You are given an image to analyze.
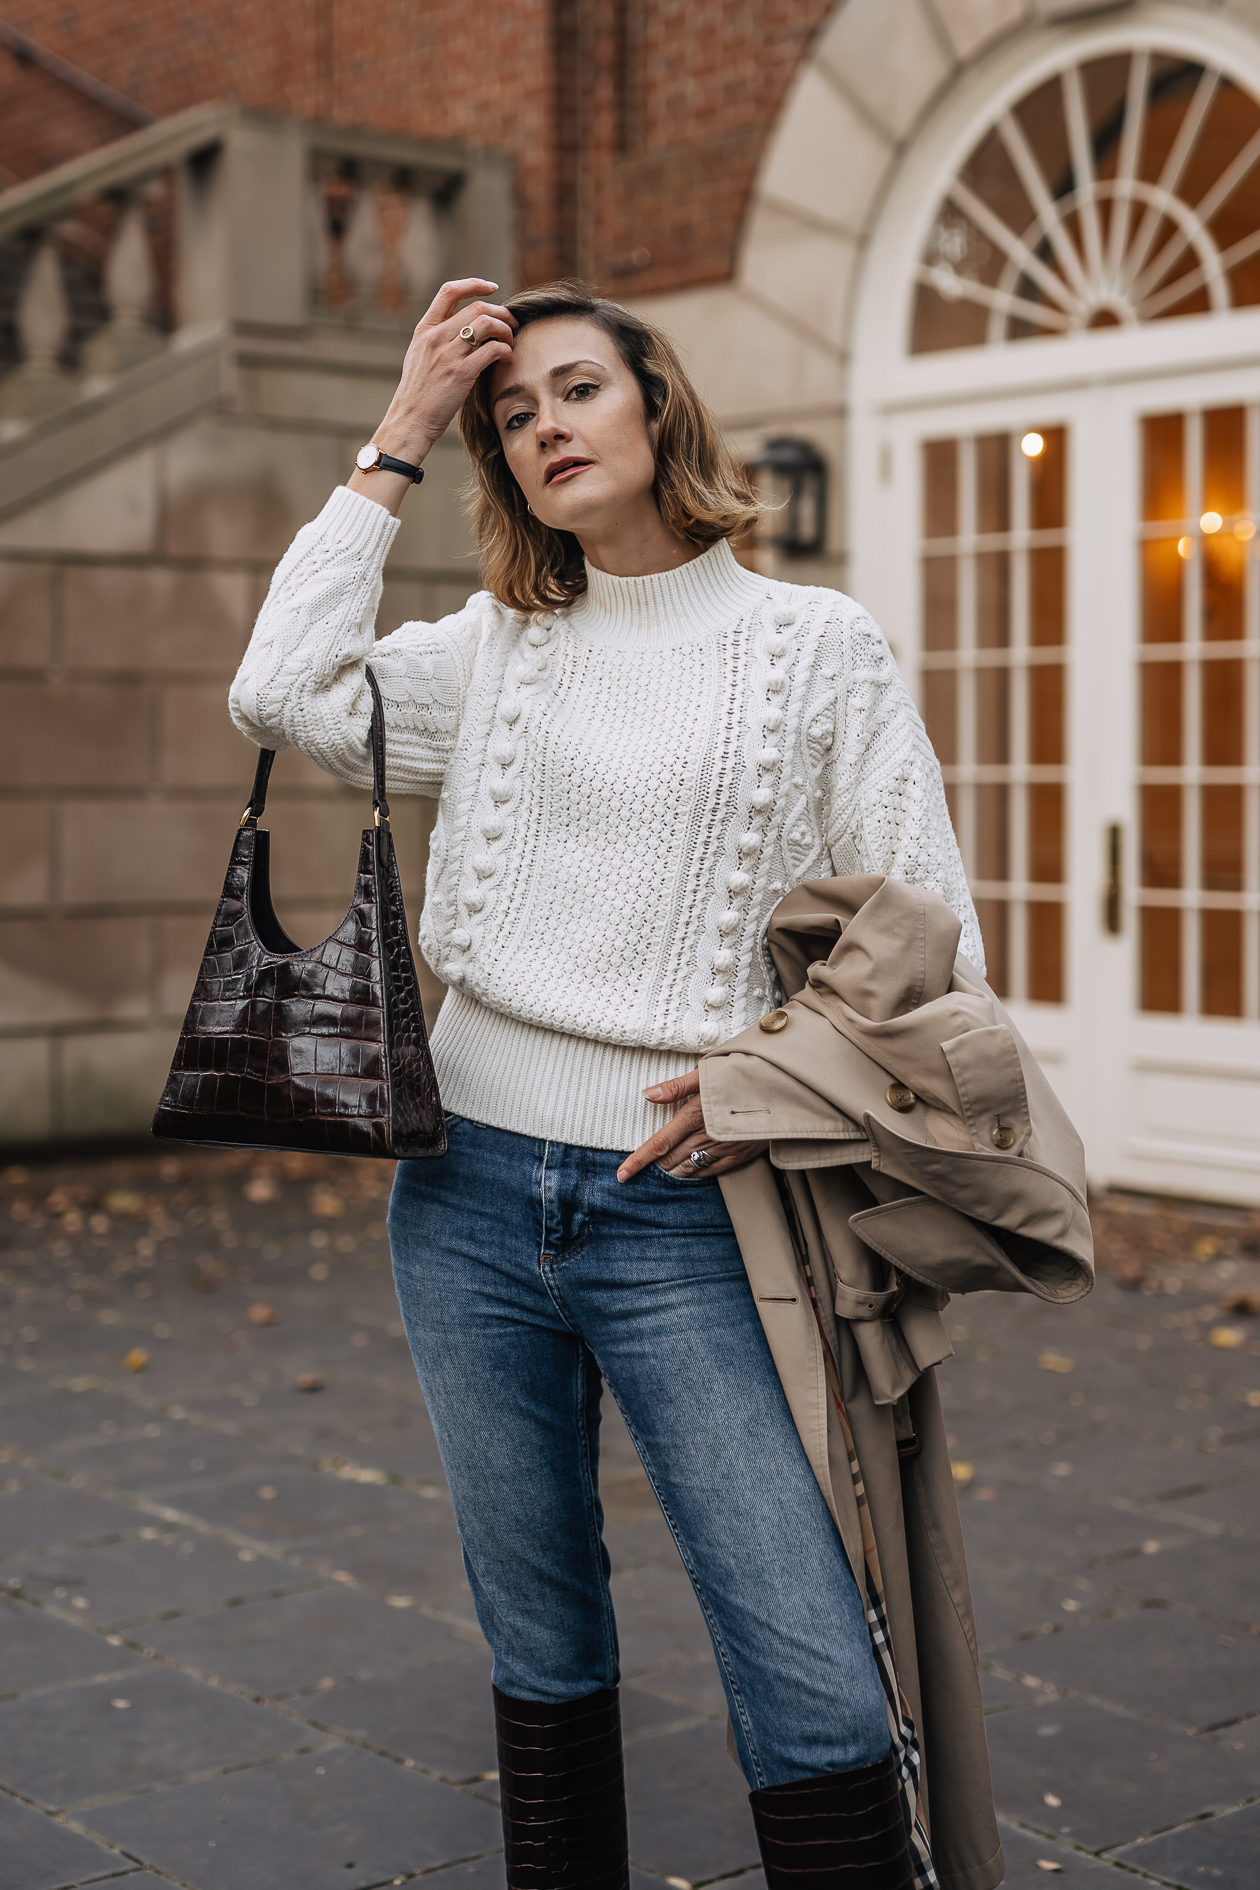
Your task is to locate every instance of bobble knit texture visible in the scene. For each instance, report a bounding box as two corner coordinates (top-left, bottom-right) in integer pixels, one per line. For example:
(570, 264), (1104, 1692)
(229, 486), (983, 1150)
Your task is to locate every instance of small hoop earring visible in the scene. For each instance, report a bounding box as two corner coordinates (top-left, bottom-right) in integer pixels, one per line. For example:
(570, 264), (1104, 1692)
(526, 504), (534, 516)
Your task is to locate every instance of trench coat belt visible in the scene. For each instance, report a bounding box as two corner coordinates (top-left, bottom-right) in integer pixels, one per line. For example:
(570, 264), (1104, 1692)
(833, 1276), (906, 1322)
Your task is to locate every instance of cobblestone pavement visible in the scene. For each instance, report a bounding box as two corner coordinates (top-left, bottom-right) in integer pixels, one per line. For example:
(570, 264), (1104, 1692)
(1, 1149), (1258, 1890)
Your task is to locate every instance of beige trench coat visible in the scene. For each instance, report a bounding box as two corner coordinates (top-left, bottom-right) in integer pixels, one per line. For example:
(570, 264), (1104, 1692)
(701, 876), (1095, 1890)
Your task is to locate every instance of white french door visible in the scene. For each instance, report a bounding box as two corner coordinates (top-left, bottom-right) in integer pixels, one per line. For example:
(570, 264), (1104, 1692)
(855, 367), (1260, 1206)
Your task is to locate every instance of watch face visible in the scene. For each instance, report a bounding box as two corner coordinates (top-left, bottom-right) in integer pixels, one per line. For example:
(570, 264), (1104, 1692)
(356, 444), (379, 471)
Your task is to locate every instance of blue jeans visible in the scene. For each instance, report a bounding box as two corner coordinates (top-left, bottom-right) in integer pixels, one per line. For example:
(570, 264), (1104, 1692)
(388, 1115), (889, 1790)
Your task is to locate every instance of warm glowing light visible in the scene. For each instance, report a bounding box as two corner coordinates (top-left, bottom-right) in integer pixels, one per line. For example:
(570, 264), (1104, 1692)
(1235, 516), (1256, 541)
(1200, 510), (1223, 533)
(1020, 431), (1045, 458)
(1177, 536), (1195, 559)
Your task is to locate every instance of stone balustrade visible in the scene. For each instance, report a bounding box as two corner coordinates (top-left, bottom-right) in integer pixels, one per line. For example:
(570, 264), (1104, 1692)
(0, 104), (508, 439)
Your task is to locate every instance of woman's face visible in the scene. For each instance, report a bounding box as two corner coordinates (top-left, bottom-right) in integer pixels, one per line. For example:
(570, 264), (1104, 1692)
(487, 316), (659, 535)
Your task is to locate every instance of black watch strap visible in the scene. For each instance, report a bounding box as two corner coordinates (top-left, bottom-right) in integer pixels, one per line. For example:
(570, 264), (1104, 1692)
(375, 451), (424, 484)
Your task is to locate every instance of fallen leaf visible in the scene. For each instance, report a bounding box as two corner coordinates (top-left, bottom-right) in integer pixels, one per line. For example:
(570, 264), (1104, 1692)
(102, 1191), (146, 1217)
(247, 1303), (278, 1327)
(123, 1348), (148, 1373)
(1222, 1290), (1260, 1316)
(951, 1461), (975, 1485)
(310, 1186), (345, 1219)
(1043, 1792), (1062, 1807)
(1049, 1462), (1073, 1477)
(1209, 1326), (1245, 1350)
(243, 1175), (280, 1204)
(1193, 1235), (1223, 1259)
(1038, 1351), (1074, 1373)
(1035, 1864), (1063, 1875)
(1246, 1390), (1260, 1408)
(110, 1698), (132, 1710)
(295, 1373), (324, 1393)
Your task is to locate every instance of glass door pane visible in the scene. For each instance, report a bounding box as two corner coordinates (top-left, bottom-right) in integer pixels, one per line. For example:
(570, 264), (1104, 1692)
(920, 426), (1069, 1000)
(1137, 406), (1259, 1018)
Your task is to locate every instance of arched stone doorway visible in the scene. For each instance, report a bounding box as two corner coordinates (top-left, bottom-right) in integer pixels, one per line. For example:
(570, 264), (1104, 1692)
(634, 0), (1260, 1202)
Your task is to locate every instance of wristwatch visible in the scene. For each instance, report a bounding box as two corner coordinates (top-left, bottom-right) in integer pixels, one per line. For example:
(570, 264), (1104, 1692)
(355, 443), (424, 484)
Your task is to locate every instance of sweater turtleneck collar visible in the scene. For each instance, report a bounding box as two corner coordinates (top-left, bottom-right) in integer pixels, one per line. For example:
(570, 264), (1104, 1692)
(567, 537), (767, 646)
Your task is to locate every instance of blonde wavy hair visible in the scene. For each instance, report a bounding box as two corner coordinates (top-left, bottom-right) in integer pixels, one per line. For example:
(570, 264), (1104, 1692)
(459, 281), (760, 614)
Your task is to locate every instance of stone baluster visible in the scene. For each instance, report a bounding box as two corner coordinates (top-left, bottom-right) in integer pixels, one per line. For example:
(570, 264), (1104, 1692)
(400, 194), (445, 313)
(343, 178), (384, 315)
(307, 171), (332, 309)
(0, 234), (76, 433)
(81, 193), (165, 384)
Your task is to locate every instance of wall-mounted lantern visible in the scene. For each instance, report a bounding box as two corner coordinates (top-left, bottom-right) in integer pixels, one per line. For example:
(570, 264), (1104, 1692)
(749, 435), (827, 556)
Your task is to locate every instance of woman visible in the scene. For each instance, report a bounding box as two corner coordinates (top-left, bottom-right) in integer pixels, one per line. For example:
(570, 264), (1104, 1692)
(230, 277), (984, 1889)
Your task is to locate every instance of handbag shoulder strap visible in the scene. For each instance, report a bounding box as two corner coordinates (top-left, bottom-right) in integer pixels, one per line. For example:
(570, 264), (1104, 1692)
(239, 666), (389, 827)
(240, 746), (276, 826)
(363, 664), (390, 828)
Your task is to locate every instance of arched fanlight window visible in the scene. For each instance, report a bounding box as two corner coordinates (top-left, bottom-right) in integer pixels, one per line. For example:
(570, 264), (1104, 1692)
(913, 50), (1260, 351)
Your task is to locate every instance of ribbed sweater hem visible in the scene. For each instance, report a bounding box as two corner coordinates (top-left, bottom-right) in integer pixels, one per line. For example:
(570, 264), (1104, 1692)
(428, 990), (698, 1151)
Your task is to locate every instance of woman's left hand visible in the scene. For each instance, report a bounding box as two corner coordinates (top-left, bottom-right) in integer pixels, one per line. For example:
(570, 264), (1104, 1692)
(616, 1069), (768, 1183)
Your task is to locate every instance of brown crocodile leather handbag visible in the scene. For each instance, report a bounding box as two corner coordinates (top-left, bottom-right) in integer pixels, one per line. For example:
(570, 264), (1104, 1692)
(153, 668), (446, 1160)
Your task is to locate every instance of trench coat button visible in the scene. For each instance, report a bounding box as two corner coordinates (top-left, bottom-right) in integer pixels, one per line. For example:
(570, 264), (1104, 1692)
(991, 1122), (1016, 1150)
(759, 1009), (789, 1033)
(886, 1083), (916, 1113)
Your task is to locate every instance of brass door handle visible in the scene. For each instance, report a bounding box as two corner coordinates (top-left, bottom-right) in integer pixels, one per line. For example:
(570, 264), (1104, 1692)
(1104, 822), (1123, 935)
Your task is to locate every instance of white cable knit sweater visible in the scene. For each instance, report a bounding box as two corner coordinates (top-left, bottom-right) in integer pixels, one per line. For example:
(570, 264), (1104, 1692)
(229, 485), (983, 1150)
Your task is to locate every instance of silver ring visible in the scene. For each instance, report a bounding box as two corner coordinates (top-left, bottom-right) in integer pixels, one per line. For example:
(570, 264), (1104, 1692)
(689, 1148), (711, 1171)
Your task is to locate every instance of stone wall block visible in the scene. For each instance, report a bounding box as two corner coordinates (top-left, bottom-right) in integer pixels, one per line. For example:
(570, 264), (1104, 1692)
(61, 1027), (178, 1138)
(815, 0), (954, 141)
(163, 422), (342, 561)
(757, 65), (893, 234)
(0, 451), (160, 556)
(160, 684), (266, 788)
(158, 913), (214, 1018)
(370, 442), (477, 572)
(0, 917), (153, 1027)
(1226, 0), (1260, 37)
(0, 561), (56, 667)
(0, 682), (150, 790)
(265, 798), (382, 905)
(0, 801), (52, 908)
(0, 1036), (52, 1144)
(64, 566), (255, 673)
(932, 0), (1029, 60)
(245, 366), (402, 430)
(63, 798), (238, 906)
(630, 284), (840, 422)
(377, 576), (433, 633)
(739, 203), (859, 349)
(379, 577), (485, 628)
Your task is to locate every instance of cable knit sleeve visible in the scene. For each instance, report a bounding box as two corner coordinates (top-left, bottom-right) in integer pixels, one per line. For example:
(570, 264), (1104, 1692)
(228, 485), (490, 797)
(819, 604), (986, 973)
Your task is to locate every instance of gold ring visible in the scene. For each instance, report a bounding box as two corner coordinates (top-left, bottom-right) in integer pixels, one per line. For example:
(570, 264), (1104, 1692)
(459, 323), (478, 347)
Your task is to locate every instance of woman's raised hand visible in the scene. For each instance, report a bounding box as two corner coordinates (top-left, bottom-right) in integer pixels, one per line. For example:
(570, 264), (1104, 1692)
(349, 279), (515, 510)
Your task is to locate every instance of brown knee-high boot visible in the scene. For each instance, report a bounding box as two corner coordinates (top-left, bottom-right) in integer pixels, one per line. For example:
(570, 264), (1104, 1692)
(493, 1684), (630, 1890)
(749, 1751), (916, 1889)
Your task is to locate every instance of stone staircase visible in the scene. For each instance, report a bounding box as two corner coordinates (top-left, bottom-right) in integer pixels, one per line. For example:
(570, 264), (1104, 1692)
(0, 105), (504, 1141)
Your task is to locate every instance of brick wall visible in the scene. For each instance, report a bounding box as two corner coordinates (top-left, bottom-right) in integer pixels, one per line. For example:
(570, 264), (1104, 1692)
(0, 0), (835, 294)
